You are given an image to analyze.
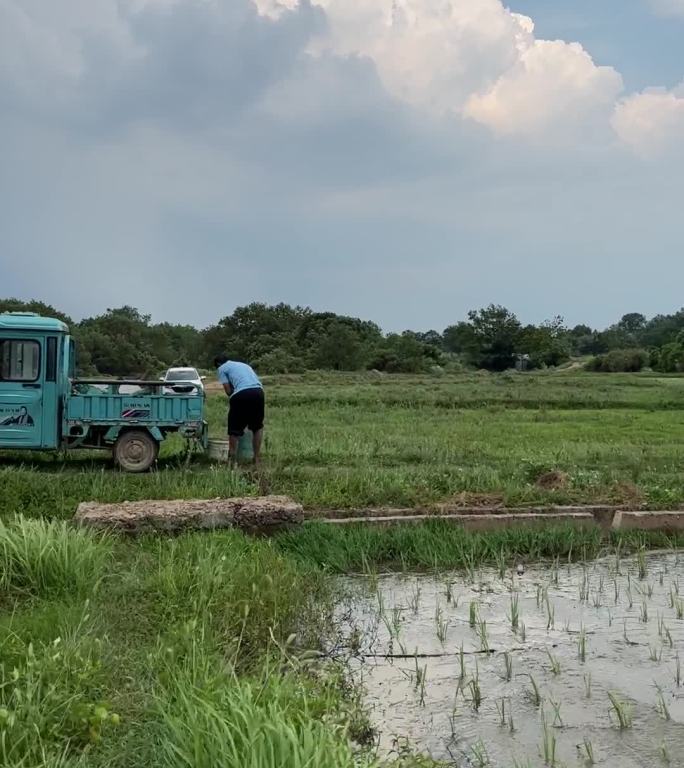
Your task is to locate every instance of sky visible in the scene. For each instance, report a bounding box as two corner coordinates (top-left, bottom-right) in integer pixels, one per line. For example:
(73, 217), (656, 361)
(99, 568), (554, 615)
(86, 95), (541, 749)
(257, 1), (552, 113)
(1, 0), (683, 333)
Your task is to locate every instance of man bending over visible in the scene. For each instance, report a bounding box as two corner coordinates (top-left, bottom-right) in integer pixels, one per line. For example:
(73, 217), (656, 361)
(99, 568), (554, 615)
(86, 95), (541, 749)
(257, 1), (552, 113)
(213, 355), (264, 465)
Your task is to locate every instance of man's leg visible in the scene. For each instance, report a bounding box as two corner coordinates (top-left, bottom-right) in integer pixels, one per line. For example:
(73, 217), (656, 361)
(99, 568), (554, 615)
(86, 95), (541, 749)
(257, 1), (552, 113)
(252, 428), (263, 465)
(228, 435), (240, 464)
(227, 395), (246, 465)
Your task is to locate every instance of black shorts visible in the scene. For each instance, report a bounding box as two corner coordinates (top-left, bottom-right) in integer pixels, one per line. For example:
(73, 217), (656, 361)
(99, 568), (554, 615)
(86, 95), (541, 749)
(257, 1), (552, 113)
(228, 387), (265, 437)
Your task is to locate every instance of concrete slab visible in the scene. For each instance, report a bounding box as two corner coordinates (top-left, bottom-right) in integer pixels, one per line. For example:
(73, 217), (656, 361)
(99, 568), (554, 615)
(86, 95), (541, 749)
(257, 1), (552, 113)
(612, 510), (684, 532)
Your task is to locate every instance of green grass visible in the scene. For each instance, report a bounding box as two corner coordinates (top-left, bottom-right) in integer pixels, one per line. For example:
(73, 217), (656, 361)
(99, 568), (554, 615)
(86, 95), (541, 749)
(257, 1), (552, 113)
(274, 520), (684, 572)
(1, 371), (684, 767)
(3, 370), (684, 513)
(0, 516), (111, 598)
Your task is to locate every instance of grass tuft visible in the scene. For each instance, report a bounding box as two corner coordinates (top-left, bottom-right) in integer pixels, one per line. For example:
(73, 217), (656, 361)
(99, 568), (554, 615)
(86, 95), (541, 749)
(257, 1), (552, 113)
(0, 516), (111, 598)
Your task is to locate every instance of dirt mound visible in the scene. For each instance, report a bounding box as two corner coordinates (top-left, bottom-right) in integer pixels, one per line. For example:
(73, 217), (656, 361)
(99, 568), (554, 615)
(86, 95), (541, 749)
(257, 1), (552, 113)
(74, 495), (303, 535)
(534, 470), (570, 490)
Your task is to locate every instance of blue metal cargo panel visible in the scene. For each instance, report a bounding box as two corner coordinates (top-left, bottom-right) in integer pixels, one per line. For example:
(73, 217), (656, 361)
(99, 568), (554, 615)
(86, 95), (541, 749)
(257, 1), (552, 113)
(66, 393), (203, 425)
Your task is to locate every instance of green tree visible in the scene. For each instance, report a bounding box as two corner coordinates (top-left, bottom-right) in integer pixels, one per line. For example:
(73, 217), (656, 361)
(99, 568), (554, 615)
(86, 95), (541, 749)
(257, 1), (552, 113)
(462, 305), (523, 371)
(520, 317), (570, 368)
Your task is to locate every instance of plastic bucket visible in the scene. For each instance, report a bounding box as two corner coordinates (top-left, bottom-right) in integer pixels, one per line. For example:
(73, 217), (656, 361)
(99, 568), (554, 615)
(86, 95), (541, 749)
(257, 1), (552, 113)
(207, 430), (253, 463)
(237, 429), (254, 461)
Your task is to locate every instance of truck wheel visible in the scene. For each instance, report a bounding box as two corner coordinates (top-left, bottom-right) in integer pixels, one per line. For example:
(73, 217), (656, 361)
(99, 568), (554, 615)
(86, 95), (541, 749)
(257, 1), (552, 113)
(114, 430), (159, 473)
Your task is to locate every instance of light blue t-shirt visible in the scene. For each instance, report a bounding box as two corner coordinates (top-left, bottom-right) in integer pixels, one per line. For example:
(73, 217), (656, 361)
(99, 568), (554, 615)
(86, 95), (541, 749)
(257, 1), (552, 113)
(217, 361), (262, 397)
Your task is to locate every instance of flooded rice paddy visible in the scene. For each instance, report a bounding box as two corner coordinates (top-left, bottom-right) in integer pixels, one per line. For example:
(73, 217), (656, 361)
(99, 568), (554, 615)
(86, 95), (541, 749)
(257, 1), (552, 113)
(338, 551), (684, 767)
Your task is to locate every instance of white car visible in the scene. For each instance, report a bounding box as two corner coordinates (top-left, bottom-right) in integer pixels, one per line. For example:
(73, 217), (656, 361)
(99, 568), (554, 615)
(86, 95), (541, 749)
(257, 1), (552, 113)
(161, 367), (205, 395)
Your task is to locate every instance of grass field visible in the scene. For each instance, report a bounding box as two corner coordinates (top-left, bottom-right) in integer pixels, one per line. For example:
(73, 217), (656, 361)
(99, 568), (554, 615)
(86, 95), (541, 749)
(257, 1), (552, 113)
(1, 371), (683, 767)
(3, 370), (684, 519)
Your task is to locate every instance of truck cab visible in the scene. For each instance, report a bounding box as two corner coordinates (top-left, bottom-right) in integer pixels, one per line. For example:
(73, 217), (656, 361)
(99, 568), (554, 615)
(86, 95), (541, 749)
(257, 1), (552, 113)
(0, 312), (67, 449)
(0, 313), (207, 471)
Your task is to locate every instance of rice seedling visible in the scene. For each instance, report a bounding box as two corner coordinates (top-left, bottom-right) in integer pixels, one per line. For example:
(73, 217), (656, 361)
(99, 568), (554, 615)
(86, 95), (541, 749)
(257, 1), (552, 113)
(470, 739), (489, 767)
(580, 737), (595, 766)
(540, 710), (558, 766)
(444, 578), (455, 605)
(413, 654), (428, 705)
(659, 743), (671, 764)
(508, 709), (516, 733)
(637, 548), (647, 581)
(658, 612), (665, 637)
(503, 651), (513, 682)
(675, 598), (684, 620)
(592, 591), (602, 609)
(536, 584), (543, 609)
(496, 697), (507, 726)
(546, 649), (561, 676)
(513, 759), (533, 768)
(545, 599), (555, 631)
(519, 621), (527, 642)
(458, 643), (467, 681)
(434, 604), (449, 644)
(649, 645), (662, 662)
(391, 605), (403, 635)
(675, 653), (681, 687)
(640, 601), (649, 623)
(469, 600), (479, 628)
(549, 698), (563, 728)
(607, 691), (633, 729)
(467, 664), (482, 711)
(495, 546), (506, 580)
(614, 541), (622, 575)
(665, 626), (674, 648)
(613, 578), (620, 605)
(626, 586), (634, 609)
(579, 572), (589, 603)
(646, 582), (654, 598)
(584, 673), (592, 699)
(577, 626), (587, 663)
(508, 592), (520, 632)
(623, 620), (631, 644)
(527, 674), (542, 707)
(608, 609), (613, 626)
(656, 687), (671, 720)
(551, 556), (560, 587)
(660, 571), (665, 586)
(408, 582), (421, 614)
(477, 617), (490, 653)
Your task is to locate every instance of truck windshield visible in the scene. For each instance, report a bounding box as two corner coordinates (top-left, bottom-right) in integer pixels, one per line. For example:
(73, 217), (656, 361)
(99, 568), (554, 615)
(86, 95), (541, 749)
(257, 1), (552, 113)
(166, 369), (197, 381)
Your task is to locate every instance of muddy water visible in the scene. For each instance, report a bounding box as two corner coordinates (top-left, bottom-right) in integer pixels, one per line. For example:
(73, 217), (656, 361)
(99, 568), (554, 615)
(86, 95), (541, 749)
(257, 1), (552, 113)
(338, 552), (684, 767)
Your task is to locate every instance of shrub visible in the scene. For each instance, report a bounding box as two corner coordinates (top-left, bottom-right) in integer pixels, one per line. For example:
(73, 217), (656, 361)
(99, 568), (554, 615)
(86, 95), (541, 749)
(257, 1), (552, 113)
(0, 517), (111, 598)
(651, 341), (684, 373)
(585, 348), (649, 373)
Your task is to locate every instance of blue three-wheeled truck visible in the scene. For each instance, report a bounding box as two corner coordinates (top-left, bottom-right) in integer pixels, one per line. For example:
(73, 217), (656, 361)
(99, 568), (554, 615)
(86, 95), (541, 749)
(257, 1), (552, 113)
(0, 313), (208, 472)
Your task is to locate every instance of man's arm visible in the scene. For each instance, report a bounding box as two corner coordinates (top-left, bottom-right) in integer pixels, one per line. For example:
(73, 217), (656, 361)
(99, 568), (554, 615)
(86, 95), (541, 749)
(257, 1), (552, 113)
(222, 382), (232, 398)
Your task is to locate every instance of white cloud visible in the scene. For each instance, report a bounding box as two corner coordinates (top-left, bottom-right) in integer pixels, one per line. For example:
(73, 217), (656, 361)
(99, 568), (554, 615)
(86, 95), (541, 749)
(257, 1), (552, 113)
(465, 39), (623, 137)
(292, 0), (622, 140)
(612, 84), (684, 157)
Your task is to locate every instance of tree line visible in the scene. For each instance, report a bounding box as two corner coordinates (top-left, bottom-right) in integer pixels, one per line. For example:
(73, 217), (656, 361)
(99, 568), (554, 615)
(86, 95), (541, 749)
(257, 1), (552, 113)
(2, 298), (684, 376)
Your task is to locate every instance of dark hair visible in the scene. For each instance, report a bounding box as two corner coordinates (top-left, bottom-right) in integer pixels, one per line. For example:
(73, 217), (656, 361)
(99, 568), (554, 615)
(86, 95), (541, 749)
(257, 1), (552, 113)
(213, 354), (229, 368)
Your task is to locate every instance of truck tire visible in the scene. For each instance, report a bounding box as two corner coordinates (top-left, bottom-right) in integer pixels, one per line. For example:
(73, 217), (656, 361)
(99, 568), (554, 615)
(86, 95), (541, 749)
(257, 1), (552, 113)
(114, 430), (159, 473)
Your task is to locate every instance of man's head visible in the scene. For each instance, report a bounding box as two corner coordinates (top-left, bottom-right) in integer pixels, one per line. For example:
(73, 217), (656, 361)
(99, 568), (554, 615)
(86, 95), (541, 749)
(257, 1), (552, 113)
(213, 354), (229, 369)
(18, 407), (27, 416)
